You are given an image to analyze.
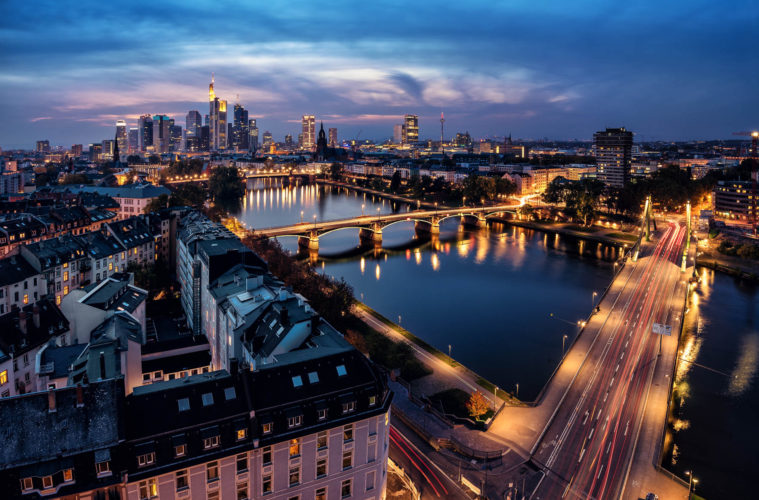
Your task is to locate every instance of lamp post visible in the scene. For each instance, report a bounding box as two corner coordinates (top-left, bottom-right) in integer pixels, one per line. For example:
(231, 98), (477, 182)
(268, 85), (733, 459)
(361, 203), (365, 216)
(515, 383), (519, 399)
(592, 291), (598, 308)
(493, 386), (498, 410)
(562, 334), (568, 357)
(448, 344), (452, 358)
(685, 470), (698, 499)
(376, 207), (381, 222)
(313, 214), (317, 229)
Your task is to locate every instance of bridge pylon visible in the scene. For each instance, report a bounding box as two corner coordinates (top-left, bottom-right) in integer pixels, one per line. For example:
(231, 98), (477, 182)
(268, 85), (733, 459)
(644, 195), (652, 241)
(681, 200), (691, 273)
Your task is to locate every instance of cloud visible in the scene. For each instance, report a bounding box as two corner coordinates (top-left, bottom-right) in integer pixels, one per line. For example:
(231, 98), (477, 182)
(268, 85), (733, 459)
(29, 116), (53, 122)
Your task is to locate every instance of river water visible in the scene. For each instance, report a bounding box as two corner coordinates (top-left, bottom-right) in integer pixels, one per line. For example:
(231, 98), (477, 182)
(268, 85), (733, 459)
(234, 179), (758, 497)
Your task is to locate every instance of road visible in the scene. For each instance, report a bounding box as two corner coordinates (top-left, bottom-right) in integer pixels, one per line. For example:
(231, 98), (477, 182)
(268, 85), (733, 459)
(531, 221), (686, 499)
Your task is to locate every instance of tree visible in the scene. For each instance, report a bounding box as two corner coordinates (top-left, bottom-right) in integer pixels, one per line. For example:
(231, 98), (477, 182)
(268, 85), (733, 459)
(143, 194), (170, 213)
(208, 165), (244, 201)
(126, 155), (142, 164)
(390, 171), (402, 192)
(466, 390), (489, 419)
(59, 173), (91, 185)
(329, 163), (343, 181)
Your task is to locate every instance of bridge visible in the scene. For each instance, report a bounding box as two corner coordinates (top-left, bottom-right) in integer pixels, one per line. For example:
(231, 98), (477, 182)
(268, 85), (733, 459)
(163, 168), (320, 184)
(255, 203), (521, 251)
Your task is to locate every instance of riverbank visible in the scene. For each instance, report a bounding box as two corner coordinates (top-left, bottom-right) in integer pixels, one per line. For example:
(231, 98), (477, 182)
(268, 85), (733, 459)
(497, 218), (639, 247)
(317, 178), (437, 208)
(696, 250), (759, 281)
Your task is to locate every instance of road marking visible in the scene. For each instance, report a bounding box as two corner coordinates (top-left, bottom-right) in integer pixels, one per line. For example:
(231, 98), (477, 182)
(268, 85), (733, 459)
(615, 363), (619, 373)
(609, 377), (615, 387)
(578, 447), (586, 463)
(588, 427), (594, 440)
(582, 411), (589, 425)
(606, 441), (612, 454)
(624, 420), (629, 436)
(596, 409), (602, 420)
(603, 391), (608, 402)
(598, 464), (605, 479)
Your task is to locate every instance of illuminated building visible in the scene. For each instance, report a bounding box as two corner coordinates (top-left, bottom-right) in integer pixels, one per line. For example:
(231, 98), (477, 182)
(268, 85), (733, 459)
(101, 140), (115, 161)
(138, 115), (153, 151)
(152, 115), (171, 154)
(200, 125), (210, 151)
(127, 128), (138, 153)
(115, 120), (127, 158)
(393, 124), (403, 144)
(35, 140), (50, 153)
(302, 115), (315, 150)
(233, 103), (249, 151)
(316, 122), (328, 161)
(185, 110), (202, 139)
(208, 75), (228, 151)
(594, 127), (633, 188)
(403, 114), (418, 144)
(329, 127), (338, 147)
(89, 143), (102, 162)
(714, 181), (756, 221)
(263, 131), (273, 147)
(71, 144), (83, 157)
(249, 119), (259, 151)
(285, 134), (293, 148)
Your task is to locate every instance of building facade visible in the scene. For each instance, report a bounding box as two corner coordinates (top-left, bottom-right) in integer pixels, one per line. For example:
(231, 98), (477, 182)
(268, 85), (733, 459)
(302, 115), (316, 150)
(594, 127), (633, 188)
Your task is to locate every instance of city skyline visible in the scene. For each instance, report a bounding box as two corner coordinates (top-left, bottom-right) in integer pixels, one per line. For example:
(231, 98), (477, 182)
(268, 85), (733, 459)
(1, 0), (758, 149)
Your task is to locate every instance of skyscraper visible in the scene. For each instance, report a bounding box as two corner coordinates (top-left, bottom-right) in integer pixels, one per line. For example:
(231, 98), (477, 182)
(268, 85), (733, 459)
(186, 110), (202, 139)
(328, 128), (338, 147)
(35, 140), (50, 153)
(152, 115), (171, 154)
(594, 127), (634, 188)
(71, 144), (83, 157)
(200, 125), (210, 151)
(285, 134), (293, 148)
(393, 124), (403, 144)
(263, 131), (273, 147)
(101, 139), (115, 161)
(208, 75), (228, 150)
(403, 114), (419, 144)
(301, 115), (315, 150)
(170, 123), (183, 152)
(233, 104), (249, 151)
(138, 114), (153, 151)
(115, 120), (127, 157)
(248, 119), (259, 151)
(128, 128), (138, 153)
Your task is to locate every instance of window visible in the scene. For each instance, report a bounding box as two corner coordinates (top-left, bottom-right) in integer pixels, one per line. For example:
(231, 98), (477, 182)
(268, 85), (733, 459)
(174, 444), (186, 457)
(289, 465), (300, 487)
(262, 474), (272, 495)
(289, 438), (300, 457)
(63, 271), (68, 281)
(176, 469), (188, 490)
(21, 477), (33, 491)
(369, 395), (377, 406)
(139, 479), (157, 499)
(368, 442), (377, 463)
(225, 386), (236, 400)
(343, 424), (353, 442)
(236, 453), (248, 473)
(203, 435), (220, 449)
(63, 285), (69, 295)
(342, 450), (352, 470)
(366, 471), (376, 491)
(23, 353), (29, 366)
(317, 408), (327, 421)
(137, 452), (155, 467)
(315, 488), (327, 500)
(262, 422), (272, 434)
(308, 371), (319, 383)
(237, 428), (247, 440)
(237, 481), (249, 500)
(291, 375), (303, 387)
(317, 431), (328, 449)
(42, 475), (53, 489)
(208, 491), (220, 500)
(202, 392), (214, 406)
(0, 370), (7, 385)
(23, 293), (28, 304)
(108, 262), (113, 271)
(287, 414), (302, 429)
(316, 458), (327, 478)
(96, 460), (111, 476)
(177, 398), (190, 411)
(342, 401), (356, 414)
(336, 364), (347, 376)
(341, 479), (352, 498)
(262, 446), (272, 465)
(207, 461), (219, 482)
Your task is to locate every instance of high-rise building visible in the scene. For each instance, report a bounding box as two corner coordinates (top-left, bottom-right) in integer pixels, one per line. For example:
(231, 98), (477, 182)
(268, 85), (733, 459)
(152, 115), (171, 154)
(328, 128), (338, 147)
(233, 104), (249, 151)
(88, 143), (102, 161)
(403, 114), (418, 144)
(170, 124), (183, 152)
(594, 127), (634, 188)
(127, 128), (138, 153)
(35, 140), (50, 153)
(249, 119), (259, 151)
(138, 114), (153, 151)
(186, 110), (202, 139)
(262, 131), (273, 147)
(285, 134), (293, 148)
(208, 75), (228, 150)
(393, 124), (403, 144)
(301, 115), (315, 150)
(71, 144), (83, 157)
(115, 120), (127, 157)
(101, 139), (115, 161)
(200, 125), (210, 151)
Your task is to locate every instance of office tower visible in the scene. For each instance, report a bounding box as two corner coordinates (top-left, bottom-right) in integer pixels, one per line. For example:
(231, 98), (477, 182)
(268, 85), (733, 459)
(393, 124), (403, 144)
(208, 75), (228, 150)
(298, 133), (303, 147)
(127, 128), (138, 153)
(89, 143), (102, 161)
(101, 140), (115, 161)
(262, 131), (273, 147)
(301, 115), (315, 150)
(115, 120), (127, 157)
(285, 134), (293, 148)
(403, 114), (418, 144)
(329, 128), (337, 147)
(35, 140), (50, 153)
(152, 115), (171, 154)
(594, 127), (634, 188)
(71, 144), (83, 157)
(248, 119), (258, 150)
(233, 103), (249, 150)
(186, 110), (202, 139)
(200, 125), (210, 151)
(170, 124), (183, 152)
(138, 114), (153, 151)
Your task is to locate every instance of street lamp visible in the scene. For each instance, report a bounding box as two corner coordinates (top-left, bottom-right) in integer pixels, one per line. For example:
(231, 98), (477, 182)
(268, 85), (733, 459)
(493, 386), (498, 409)
(448, 344), (452, 358)
(685, 470), (698, 499)
(398, 314), (402, 325)
(313, 214), (317, 229)
(376, 207), (381, 222)
(592, 291), (598, 308)
(515, 383), (519, 399)
(361, 203), (365, 216)
(562, 334), (568, 356)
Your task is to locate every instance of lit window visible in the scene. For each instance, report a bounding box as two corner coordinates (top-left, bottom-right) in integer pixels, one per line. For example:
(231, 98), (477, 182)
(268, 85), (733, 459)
(317, 431), (328, 448)
(369, 395), (377, 406)
(108, 262), (113, 271)
(207, 461), (219, 482)
(342, 450), (352, 470)
(316, 458), (327, 477)
(63, 271), (68, 281)
(343, 424), (353, 442)
(139, 479), (157, 499)
(289, 438), (300, 457)
(262, 422), (272, 434)
(174, 444), (186, 457)
(42, 475), (53, 489)
(237, 428), (247, 440)
(23, 294), (28, 305)
(315, 488), (327, 500)
(0, 370), (7, 385)
(63, 286), (69, 295)
(21, 478), (33, 491)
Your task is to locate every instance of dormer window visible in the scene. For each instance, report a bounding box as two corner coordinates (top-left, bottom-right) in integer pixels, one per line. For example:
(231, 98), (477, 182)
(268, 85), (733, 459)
(262, 422), (273, 434)
(368, 395), (377, 406)
(317, 408), (328, 421)
(42, 475), (53, 489)
(336, 364), (347, 377)
(96, 460), (111, 476)
(203, 435), (220, 449)
(342, 401), (356, 414)
(137, 452), (155, 467)
(292, 375), (303, 388)
(287, 414), (303, 429)
(21, 478), (33, 491)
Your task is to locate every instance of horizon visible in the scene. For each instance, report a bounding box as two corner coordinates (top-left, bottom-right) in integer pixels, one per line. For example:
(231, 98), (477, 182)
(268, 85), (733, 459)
(1, 0), (757, 149)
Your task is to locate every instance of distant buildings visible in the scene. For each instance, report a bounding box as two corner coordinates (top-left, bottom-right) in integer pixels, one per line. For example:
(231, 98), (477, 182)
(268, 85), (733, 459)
(714, 180), (757, 221)
(61, 182), (171, 219)
(115, 120), (127, 159)
(594, 127), (633, 188)
(232, 104), (250, 151)
(403, 114), (419, 144)
(209, 75), (228, 151)
(35, 140), (50, 153)
(329, 127), (338, 147)
(186, 110), (202, 140)
(138, 114), (153, 152)
(71, 144), (83, 157)
(393, 124), (403, 144)
(127, 128), (138, 153)
(152, 115), (171, 154)
(302, 115), (316, 150)
(249, 119), (259, 151)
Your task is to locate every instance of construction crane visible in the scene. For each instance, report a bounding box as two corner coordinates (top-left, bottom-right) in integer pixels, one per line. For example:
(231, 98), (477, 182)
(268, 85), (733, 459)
(732, 131), (759, 230)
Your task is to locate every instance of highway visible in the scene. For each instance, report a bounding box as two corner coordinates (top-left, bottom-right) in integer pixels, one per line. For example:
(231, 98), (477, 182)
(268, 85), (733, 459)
(531, 221), (686, 499)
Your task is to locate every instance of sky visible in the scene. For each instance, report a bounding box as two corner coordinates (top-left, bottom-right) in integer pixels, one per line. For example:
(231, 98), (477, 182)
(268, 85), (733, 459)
(0, 0), (757, 149)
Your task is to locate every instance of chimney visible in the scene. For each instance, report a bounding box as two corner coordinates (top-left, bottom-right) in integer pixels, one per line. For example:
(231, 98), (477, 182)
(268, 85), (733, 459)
(230, 358), (239, 375)
(18, 310), (27, 336)
(48, 387), (57, 413)
(32, 304), (40, 329)
(246, 276), (257, 292)
(99, 351), (106, 380)
(76, 384), (84, 408)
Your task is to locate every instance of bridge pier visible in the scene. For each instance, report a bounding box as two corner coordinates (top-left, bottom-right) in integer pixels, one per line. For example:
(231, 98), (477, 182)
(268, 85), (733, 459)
(414, 220), (439, 238)
(359, 227), (382, 247)
(298, 233), (319, 251)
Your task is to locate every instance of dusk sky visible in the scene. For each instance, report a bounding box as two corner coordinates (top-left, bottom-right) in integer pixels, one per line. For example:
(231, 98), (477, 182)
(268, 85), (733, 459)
(1, 0), (757, 149)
